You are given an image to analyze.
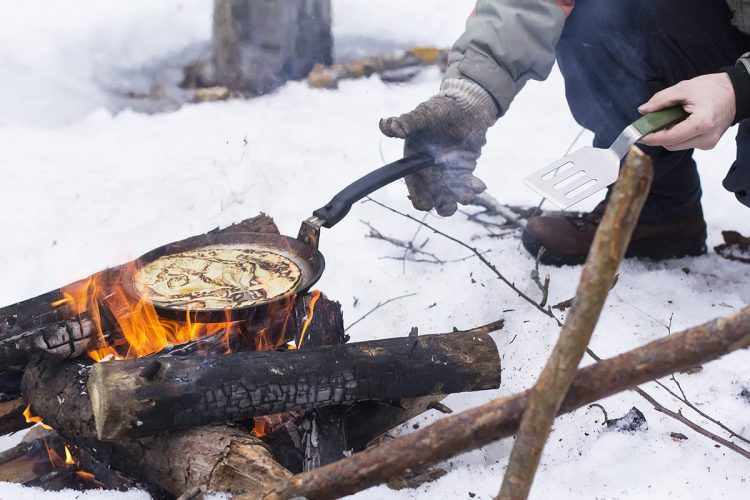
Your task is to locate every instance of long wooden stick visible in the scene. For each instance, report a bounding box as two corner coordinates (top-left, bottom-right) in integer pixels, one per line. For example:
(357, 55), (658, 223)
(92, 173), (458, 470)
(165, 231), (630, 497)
(254, 311), (750, 499)
(498, 148), (653, 499)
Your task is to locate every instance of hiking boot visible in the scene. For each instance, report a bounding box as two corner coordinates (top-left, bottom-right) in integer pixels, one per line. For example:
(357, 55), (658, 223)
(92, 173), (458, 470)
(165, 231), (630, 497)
(521, 202), (708, 266)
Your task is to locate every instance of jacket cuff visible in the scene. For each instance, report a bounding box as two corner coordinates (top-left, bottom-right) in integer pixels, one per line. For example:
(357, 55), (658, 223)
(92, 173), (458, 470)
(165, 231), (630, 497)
(724, 59), (750, 123)
(444, 48), (517, 117)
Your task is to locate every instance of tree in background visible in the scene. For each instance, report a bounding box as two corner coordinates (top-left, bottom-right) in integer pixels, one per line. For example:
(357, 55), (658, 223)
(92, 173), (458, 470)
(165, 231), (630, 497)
(204, 0), (332, 94)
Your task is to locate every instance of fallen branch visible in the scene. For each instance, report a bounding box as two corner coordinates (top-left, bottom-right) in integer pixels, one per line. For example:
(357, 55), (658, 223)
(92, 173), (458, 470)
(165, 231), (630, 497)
(370, 184), (743, 460)
(256, 305), (750, 500)
(307, 47), (448, 89)
(499, 147), (653, 499)
(656, 375), (750, 446)
(345, 292), (417, 332)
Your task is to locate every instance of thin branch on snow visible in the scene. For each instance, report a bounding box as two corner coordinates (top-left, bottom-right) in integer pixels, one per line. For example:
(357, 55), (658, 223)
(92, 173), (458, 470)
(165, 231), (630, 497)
(655, 375), (750, 446)
(636, 389), (750, 460)
(362, 220), (444, 264)
(345, 292), (417, 332)
(365, 196), (564, 326)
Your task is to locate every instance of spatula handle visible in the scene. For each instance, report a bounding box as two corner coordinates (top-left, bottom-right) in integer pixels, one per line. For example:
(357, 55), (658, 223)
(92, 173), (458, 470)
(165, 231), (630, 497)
(632, 105), (689, 137)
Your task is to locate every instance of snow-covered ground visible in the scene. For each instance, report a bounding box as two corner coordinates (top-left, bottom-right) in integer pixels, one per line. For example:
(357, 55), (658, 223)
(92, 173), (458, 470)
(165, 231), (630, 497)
(1, 1), (749, 499)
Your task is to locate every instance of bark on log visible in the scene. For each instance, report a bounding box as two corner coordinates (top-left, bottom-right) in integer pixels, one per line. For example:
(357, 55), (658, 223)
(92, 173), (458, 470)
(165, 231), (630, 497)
(500, 147), (653, 500)
(0, 214), (279, 392)
(21, 349), (293, 496)
(256, 305), (750, 500)
(88, 331), (500, 441)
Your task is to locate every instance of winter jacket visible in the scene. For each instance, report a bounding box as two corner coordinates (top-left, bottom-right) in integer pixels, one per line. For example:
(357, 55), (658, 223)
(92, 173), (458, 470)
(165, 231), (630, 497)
(446, 0), (750, 119)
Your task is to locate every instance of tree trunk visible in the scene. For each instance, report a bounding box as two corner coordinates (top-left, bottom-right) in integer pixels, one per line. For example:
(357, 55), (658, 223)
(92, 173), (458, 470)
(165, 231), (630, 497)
(212, 0), (332, 93)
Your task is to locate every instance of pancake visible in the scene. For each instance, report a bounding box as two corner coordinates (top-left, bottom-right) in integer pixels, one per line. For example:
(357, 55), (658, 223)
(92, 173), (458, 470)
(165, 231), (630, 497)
(134, 245), (302, 310)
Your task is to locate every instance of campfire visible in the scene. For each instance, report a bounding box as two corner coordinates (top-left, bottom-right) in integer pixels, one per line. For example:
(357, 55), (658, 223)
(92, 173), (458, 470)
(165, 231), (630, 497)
(0, 214), (502, 498)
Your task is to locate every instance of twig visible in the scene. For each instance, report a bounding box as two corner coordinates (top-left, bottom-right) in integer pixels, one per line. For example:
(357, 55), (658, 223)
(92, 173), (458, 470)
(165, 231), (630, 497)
(440, 319), (506, 336)
(345, 293), (417, 332)
(613, 297), (750, 448)
(468, 193), (528, 228)
(587, 403), (608, 423)
(531, 249), (550, 308)
(0, 439), (40, 465)
(365, 197), (563, 327)
(653, 376), (750, 446)
(362, 220), (443, 264)
(498, 147), (654, 500)
(635, 389), (750, 460)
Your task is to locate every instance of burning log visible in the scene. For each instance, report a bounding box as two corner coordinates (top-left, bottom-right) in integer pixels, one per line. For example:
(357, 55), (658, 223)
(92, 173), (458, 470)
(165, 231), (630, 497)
(50, 331), (499, 442)
(0, 214), (282, 392)
(7, 214), (303, 496)
(9, 211), (501, 497)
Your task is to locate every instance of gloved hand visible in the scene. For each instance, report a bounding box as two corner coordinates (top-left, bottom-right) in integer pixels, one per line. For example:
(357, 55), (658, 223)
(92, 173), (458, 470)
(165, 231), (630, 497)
(379, 78), (498, 216)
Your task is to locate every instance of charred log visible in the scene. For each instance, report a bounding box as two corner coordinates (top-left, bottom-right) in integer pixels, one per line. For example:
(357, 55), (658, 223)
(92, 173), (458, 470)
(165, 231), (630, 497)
(0, 398), (30, 435)
(86, 331), (500, 441)
(22, 357), (291, 496)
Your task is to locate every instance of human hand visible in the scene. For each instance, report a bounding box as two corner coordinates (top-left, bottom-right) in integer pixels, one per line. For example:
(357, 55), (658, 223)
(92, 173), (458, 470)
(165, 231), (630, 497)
(638, 73), (736, 151)
(379, 79), (498, 216)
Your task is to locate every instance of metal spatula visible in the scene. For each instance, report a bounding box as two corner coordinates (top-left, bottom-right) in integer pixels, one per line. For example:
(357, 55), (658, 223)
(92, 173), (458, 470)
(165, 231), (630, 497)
(523, 105), (689, 209)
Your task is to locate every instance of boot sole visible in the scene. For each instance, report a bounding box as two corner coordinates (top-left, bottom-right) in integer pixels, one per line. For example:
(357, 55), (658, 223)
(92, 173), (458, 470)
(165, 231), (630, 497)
(521, 228), (708, 267)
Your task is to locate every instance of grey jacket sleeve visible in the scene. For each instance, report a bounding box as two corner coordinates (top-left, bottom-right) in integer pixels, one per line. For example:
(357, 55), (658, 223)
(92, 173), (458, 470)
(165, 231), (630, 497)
(444, 0), (569, 116)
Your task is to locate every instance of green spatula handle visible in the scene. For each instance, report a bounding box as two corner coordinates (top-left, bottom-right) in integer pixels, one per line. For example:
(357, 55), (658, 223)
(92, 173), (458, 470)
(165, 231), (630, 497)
(632, 105), (689, 137)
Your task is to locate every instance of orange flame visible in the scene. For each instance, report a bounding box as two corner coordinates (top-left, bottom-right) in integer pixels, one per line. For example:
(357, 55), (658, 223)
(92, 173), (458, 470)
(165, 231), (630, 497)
(54, 264), (245, 361)
(290, 290), (321, 350)
(43, 441), (71, 469)
(54, 262), (319, 442)
(76, 470), (96, 480)
(64, 445), (75, 465)
(23, 404), (53, 430)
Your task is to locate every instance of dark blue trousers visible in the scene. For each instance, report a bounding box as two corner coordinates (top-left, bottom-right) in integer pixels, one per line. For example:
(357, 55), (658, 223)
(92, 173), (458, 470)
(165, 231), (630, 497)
(556, 0), (750, 220)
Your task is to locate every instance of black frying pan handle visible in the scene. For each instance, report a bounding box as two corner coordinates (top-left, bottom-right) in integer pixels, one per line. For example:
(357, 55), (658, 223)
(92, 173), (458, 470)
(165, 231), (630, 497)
(312, 153), (435, 228)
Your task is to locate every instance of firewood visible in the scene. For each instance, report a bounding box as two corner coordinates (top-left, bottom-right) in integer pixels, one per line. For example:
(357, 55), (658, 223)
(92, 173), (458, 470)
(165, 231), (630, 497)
(13, 214), (302, 496)
(20, 333), (297, 496)
(0, 398), (30, 435)
(0, 214), (280, 391)
(500, 146), (653, 499)
(86, 331), (499, 441)
(257, 304), (750, 500)
(17, 297), (343, 495)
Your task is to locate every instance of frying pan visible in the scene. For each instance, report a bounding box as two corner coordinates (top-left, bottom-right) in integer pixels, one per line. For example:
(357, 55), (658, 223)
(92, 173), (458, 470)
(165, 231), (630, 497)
(126, 153), (434, 322)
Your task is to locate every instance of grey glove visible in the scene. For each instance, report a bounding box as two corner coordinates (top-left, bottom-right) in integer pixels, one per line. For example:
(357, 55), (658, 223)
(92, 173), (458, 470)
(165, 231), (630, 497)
(379, 78), (498, 216)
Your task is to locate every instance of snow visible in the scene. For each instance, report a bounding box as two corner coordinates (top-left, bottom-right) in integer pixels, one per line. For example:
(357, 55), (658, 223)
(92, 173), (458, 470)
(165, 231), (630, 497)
(1, 1), (749, 499)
